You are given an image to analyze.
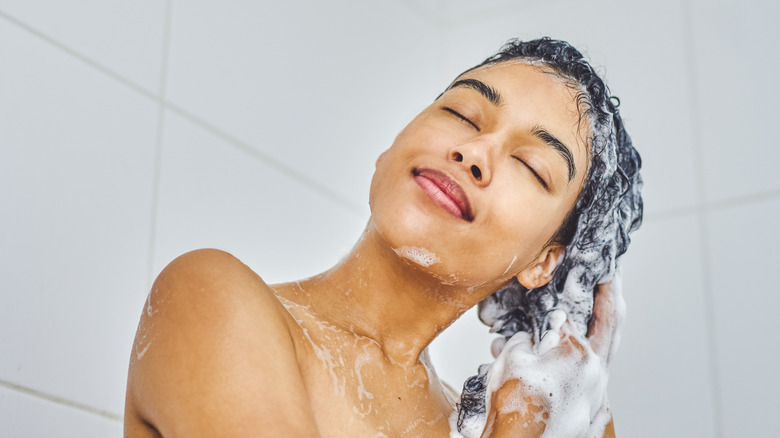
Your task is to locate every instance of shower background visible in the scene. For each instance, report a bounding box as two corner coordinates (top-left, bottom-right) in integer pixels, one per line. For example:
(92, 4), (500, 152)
(1, 0), (778, 436)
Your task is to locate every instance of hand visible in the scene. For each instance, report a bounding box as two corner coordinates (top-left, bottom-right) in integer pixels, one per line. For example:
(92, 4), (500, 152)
(482, 280), (622, 438)
(587, 278), (625, 367)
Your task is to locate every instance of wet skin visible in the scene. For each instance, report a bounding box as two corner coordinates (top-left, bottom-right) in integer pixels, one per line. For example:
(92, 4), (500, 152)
(124, 62), (616, 437)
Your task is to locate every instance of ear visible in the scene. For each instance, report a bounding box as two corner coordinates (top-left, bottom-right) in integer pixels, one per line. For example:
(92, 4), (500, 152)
(516, 244), (565, 289)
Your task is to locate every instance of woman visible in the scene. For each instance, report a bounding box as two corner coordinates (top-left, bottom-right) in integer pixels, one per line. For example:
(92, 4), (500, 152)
(124, 38), (642, 437)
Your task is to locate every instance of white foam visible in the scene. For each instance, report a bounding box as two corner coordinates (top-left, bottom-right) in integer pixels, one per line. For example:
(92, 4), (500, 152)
(144, 287), (159, 318)
(490, 336), (506, 359)
(394, 246), (440, 267)
(275, 295), (347, 396)
(450, 412), (484, 438)
(453, 298), (618, 437)
(135, 340), (153, 360)
(354, 352), (375, 401)
(501, 255), (518, 276)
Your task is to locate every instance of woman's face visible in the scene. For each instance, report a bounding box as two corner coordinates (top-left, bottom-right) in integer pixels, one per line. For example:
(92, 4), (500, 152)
(369, 61), (590, 289)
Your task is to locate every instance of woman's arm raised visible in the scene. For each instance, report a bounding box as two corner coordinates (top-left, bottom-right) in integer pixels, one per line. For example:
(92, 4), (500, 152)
(124, 249), (320, 438)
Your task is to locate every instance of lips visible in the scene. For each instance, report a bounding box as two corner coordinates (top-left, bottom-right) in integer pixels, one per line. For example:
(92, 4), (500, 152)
(413, 168), (473, 221)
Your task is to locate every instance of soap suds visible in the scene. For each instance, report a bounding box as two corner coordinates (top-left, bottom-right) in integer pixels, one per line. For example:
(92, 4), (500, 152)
(276, 295), (347, 396)
(453, 306), (611, 437)
(135, 340), (153, 360)
(502, 255), (518, 276)
(402, 413), (447, 436)
(354, 353), (375, 401)
(134, 288), (160, 361)
(394, 246), (440, 267)
(145, 292), (155, 317)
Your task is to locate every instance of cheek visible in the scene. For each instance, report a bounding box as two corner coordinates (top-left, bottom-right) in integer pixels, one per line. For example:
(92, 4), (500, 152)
(475, 220), (543, 276)
(368, 153), (429, 246)
(479, 194), (566, 265)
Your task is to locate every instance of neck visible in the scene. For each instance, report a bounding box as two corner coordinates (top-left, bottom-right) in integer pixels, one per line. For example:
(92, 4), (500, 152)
(275, 219), (504, 367)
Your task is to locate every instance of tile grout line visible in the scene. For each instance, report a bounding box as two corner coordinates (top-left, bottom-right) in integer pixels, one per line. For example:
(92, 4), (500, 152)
(642, 205), (699, 224)
(0, 10), (156, 102)
(641, 187), (780, 225)
(164, 101), (366, 216)
(705, 187), (780, 212)
(0, 9), (365, 220)
(0, 380), (123, 422)
(681, 0), (724, 436)
(146, 0), (174, 288)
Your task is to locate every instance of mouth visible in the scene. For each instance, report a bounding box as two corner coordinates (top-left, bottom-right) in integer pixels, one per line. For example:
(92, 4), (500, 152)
(413, 168), (473, 221)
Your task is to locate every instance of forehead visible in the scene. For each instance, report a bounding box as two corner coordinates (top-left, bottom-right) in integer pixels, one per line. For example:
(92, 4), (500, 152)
(456, 61), (582, 123)
(453, 61), (591, 183)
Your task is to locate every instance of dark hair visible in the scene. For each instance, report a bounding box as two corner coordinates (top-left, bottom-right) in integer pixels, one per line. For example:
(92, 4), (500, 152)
(455, 37), (644, 431)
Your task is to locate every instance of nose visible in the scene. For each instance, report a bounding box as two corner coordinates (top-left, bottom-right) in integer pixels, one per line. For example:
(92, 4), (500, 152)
(449, 141), (492, 186)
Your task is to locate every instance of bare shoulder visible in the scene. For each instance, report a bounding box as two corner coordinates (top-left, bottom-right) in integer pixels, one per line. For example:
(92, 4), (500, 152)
(125, 249), (318, 437)
(140, 248), (288, 322)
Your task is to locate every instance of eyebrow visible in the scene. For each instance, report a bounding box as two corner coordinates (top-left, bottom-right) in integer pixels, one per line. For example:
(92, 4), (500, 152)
(448, 79), (503, 106)
(530, 125), (576, 183)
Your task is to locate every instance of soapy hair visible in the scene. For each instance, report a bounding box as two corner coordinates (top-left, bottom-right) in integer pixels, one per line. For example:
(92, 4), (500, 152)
(455, 37), (644, 429)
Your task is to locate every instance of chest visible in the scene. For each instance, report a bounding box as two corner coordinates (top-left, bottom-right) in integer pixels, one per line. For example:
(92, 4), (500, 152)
(288, 320), (456, 437)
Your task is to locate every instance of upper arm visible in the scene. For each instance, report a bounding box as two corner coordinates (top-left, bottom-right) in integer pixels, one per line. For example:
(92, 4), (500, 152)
(125, 249), (319, 437)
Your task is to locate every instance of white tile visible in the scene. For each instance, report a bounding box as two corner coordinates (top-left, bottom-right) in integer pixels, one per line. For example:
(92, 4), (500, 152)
(404, 0), (528, 24)
(443, 0), (536, 24)
(707, 197), (780, 437)
(428, 307), (496, 391)
(690, 0), (780, 202)
(441, 0), (699, 215)
(0, 385), (122, 438)
(152, 110), (368, 284)
(395, 0), (443, 24)
(0, 20), (157, 415)
(0, 0), (167, 92)
(165, 0), (441, 215)
(608, 215), (716, 437)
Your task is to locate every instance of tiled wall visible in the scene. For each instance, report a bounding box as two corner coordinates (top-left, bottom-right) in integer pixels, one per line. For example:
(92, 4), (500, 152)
(1, 1), (777, 437)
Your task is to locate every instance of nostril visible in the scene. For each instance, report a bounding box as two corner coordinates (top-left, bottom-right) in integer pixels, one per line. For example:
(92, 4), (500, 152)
(471, 165), (482, 180)
(452, 152), (463, 162)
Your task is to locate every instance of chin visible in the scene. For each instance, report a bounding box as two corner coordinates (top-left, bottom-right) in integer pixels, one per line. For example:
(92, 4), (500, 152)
(374, 199), (441, 248)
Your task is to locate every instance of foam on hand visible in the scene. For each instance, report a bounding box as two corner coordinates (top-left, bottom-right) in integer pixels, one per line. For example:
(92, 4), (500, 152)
(451, 272), (626, 438)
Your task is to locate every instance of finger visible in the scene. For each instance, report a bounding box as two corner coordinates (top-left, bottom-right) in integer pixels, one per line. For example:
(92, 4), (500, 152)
(587, 281), (615, 361)
(491, 336), (507, 358)
(588, 272), (627, 364)
(536, 310), (567, 355)
(488, 379), (548, 438)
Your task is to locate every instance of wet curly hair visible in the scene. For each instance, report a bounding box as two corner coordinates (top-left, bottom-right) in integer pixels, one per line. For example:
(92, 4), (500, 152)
(455, 37), (644, 429)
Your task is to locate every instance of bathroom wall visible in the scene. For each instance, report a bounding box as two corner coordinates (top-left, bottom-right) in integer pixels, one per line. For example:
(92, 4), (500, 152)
(1, 0), (777, 436)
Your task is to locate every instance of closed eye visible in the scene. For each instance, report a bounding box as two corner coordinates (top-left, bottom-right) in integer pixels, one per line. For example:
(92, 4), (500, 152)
(441, 106), (480, 131)
(513, 156), (550, 191)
